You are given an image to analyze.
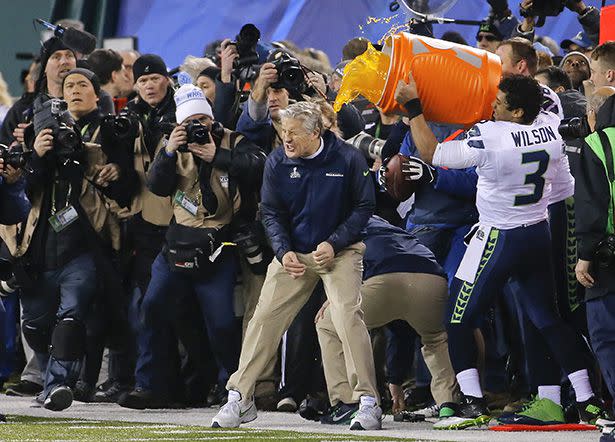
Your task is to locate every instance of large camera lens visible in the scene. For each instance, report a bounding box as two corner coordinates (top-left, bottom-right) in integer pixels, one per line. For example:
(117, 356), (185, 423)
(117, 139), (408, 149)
(347, 131), (386, 160)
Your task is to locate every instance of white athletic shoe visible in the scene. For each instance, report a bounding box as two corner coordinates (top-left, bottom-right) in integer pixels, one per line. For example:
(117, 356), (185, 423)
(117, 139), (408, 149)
(211, 390), (257, 428)
(349, 396), (382, 430)
(277, 396), (298, 412)
(415, 403), (440, 418)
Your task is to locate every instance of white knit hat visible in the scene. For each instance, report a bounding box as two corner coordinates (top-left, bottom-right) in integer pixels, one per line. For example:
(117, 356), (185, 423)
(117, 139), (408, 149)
(174, 83), (213, 123)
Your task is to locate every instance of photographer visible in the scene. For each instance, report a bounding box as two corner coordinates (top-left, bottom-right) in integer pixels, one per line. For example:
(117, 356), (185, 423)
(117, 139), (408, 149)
(134, 82), (265, 410)
(574, 89), (615, 422)
(0, 68), (132, 412)
(0, 37), (76, 146)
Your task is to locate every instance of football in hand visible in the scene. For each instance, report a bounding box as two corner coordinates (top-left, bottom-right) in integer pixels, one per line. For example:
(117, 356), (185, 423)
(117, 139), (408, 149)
(382, 153), (417, 201)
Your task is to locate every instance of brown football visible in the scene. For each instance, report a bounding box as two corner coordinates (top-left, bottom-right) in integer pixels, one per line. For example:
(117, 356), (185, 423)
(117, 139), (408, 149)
(383, 153), (417, 202)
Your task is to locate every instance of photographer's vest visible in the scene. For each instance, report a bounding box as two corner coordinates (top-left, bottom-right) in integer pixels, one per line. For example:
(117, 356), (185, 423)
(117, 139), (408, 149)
(0, 129), (120, 257)
(107, 126), (174, 226)
(584, 127), (615, 234)
(173, 129), (242, 229)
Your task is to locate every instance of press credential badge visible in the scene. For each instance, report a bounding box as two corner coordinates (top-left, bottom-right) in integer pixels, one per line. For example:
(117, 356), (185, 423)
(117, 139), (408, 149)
(48, 205), (79, 232)
(174, 190), (199, 216)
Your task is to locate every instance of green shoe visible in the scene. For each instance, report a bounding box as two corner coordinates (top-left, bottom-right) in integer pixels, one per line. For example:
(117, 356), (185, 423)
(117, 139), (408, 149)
(497, 397), (564, 425)
(433, 395), (491, 430)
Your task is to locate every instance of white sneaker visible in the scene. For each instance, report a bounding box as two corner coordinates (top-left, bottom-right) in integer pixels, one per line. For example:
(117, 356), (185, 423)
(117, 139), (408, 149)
(349, 396), (382, 430)
(211, 390), (257, 428)
(415, 403), (440, 418)
(277, 396), (297, 412)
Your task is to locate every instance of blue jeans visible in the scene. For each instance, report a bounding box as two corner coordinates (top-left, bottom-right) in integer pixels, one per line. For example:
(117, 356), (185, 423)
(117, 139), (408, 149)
(135, 250), (239, 395)
(587, 292), (615, 414)
(21, 253), (97, 399)
(0, 291), (18, 381)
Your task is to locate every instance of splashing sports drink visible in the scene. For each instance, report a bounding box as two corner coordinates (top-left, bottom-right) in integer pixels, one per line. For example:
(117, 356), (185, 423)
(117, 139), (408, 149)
(334, 33), (502, 127)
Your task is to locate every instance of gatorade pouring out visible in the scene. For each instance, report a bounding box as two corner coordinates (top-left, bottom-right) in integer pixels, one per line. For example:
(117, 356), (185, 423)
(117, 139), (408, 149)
(334, 33), (502, 127)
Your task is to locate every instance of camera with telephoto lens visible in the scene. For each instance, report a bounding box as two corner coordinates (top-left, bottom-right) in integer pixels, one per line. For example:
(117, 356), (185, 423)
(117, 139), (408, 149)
(0, 144), (31, 169)
(347, 131), (386, 160)
(595, 235), (615, 269)
(177, 120), (210, 153)
(32, 97), (82, 165)
(231, 24), (261, 69)
(0, 274), (19, 297)
(101, 109), (139, 141)
(558, 116), (591, 139)
(269, 50), (306, 92)
(232, 222), (267, 273)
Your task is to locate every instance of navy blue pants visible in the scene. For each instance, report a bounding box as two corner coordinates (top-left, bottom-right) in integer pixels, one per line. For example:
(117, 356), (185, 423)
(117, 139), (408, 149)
(587, 292), (615, 414)
(135, 250), (239, 395)
(21, 253), (97, 399)
(447, 221), (585, 377)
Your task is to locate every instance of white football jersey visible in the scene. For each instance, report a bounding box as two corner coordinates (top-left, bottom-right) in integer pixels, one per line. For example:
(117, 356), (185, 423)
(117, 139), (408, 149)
(540, 85), (575, 203)
(432, 111), (566, 229)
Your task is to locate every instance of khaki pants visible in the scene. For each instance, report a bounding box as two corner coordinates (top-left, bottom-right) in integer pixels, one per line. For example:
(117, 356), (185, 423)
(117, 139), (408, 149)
(240, 259), (277, 397)
(317, 272), (460, 406)
(228, 243), (378, 404)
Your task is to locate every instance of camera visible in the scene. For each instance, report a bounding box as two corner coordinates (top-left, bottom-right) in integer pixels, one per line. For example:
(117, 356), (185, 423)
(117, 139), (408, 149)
(178, 120), (210, 153)
(231, 24), (261, 69)
(595, 235), (615, 269)
(269, 50), (306, 92)
(100, 109), (139, 141)
(232, 221), (268, 274)
(0, 274), (19, 297)
(32, 97), (82, 165)
(558, 116), (591, 139)
(520, 0), (565, 17)
(347, 131), (386, 160)
(0, 144), (31, 169)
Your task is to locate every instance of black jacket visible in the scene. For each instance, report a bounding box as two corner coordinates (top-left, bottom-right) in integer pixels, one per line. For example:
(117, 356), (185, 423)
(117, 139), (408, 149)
(126, 88), (176, 158)
(0, 92), (37, 145)
(575, 95), (615, 299)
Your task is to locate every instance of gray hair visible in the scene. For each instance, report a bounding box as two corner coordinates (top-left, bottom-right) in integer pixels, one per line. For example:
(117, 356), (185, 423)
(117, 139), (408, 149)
(279, 101), (324, 135)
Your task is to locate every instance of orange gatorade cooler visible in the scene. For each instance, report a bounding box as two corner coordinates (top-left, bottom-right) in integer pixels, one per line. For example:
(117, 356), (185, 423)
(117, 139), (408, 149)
(334, 33), (502, 127)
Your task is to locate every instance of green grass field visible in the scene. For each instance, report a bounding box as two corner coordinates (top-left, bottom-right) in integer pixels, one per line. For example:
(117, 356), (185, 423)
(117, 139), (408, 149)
(0, 415), (417, 441)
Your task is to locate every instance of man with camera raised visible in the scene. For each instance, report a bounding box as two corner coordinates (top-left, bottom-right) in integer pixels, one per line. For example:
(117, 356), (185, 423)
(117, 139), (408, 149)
(0, 67), (133, 412)
(1, 37), (77, 146)
(130, 79), (265, 411)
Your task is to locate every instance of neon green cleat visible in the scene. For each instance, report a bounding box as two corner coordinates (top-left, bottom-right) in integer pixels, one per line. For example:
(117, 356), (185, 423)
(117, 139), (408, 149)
(497, 397), (565, 425)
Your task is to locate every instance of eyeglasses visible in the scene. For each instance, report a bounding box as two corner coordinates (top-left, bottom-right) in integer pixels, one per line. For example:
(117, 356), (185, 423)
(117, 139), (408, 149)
(476, 34), (499, 43)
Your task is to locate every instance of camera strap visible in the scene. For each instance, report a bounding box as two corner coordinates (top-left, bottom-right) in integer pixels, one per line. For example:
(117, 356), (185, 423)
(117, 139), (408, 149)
(597, 130), (614, 182)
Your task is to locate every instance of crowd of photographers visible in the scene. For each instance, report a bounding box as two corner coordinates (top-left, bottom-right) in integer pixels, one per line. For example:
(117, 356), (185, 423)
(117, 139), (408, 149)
(0, 0), (615, 435)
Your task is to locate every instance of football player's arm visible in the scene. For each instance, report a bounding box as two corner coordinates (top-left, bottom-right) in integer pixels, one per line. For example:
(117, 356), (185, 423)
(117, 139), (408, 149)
(394, 74), (439, 164)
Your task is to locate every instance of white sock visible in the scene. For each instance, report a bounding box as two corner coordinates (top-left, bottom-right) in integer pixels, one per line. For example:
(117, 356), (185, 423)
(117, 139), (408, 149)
(228, 390), (241, 403)
(568, 369), (593, 402)
(537, 385), (561, 406)
(360, 395), (377, 407)
(456, 368), (483, 398)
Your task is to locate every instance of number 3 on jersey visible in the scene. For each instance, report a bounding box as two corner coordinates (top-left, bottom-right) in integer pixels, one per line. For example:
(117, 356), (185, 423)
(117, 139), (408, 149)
(514, 150), (550, 206)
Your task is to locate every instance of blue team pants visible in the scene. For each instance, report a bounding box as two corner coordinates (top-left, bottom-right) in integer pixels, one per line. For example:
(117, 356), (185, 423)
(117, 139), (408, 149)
(587, 293), (615, 415)
(447, 221), (585, 378)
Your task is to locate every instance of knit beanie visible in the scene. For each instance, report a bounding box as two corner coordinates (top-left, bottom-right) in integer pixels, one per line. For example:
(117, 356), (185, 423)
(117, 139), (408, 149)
(174, 83), (213, 123)
(63, 67), (101, 96)
(133, 54), (168, 81)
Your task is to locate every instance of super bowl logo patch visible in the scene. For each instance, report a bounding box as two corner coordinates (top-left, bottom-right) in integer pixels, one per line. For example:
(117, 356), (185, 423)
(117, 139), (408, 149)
(290, 167), (301, 179)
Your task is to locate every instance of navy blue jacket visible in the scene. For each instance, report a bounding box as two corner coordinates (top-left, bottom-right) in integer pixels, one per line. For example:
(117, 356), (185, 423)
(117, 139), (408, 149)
(363, 216), (444, 280)
(261, 130), (375, 261)
(400, 123), (479, 228)
(0, 177), (30, 225)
